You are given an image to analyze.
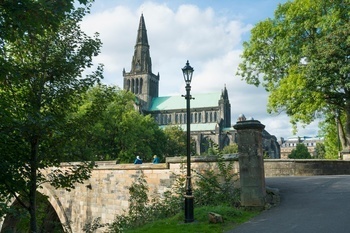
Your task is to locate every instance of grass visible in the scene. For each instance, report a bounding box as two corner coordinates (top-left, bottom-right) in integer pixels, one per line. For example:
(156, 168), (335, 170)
(126, 205), (260, 233)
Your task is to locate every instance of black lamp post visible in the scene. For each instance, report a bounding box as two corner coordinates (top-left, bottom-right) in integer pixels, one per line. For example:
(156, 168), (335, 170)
(182, 60), (194, 223)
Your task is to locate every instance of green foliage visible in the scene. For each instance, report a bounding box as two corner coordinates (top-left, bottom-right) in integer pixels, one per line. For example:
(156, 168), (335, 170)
(106, 170), (183, 233)
(83, 217), (107, 233)
(319, 113), (343, 159)
(128, 172), (149, 225)
(237, 0), (350, 146)
(73, 84), (167, 163)
(162, 126), (187, 157)
(201, 139), (219, 155)
(193, 144), (239, 207)
(105, 154), (240, 233)
(0, 2), (102, 231)
(222, 143), (238, 154)
(288, 143), (312, 159)
(1, 193), (64, 232)
(126, 205), (259, 233)
(314, 143), (326, 159)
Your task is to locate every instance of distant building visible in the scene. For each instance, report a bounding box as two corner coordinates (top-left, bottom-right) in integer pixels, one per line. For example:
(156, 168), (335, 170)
(279, 136), (324, 159)
(122, 14), (280, 157)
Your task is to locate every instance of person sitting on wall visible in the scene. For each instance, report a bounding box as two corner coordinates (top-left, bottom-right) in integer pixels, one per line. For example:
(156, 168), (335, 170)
(152, 155), (160, 164)
(134, 156), (142, 164)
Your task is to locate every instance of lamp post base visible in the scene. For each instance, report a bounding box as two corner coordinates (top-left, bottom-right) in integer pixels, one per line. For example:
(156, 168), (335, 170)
(184, 195), (194, 223)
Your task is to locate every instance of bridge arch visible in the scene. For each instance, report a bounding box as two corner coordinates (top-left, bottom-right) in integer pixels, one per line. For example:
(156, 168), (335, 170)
(0, 184), (71, 232)
(39, 184), (73, 232)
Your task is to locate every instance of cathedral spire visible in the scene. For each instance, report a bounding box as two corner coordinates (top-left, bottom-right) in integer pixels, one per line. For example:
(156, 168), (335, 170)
(136, 14), (149, 46)
(123, 14), (159, 112)
(130, 14), (152, 74)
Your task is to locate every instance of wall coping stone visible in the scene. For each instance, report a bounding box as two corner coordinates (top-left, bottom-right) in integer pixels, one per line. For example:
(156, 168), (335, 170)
(165, 154), (238, 163)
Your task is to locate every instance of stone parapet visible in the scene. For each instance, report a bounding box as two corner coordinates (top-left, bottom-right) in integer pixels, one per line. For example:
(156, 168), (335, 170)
(264, 159), (350, 177)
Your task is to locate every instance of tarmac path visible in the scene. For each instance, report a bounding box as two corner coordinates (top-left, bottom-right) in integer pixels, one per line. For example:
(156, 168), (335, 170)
(227, 175), (350, 233)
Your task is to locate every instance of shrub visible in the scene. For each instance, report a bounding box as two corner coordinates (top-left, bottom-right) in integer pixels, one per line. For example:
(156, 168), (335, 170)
(193, 143), (240, 207)
(288, 143), (312, 159)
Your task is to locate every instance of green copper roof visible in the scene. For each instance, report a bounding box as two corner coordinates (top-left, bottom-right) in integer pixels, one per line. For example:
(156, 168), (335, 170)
(161, 123), (218, 131)
(149, 92), (221, 111)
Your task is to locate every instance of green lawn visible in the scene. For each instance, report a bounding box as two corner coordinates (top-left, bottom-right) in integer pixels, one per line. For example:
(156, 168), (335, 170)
(126, 205), (260, 233)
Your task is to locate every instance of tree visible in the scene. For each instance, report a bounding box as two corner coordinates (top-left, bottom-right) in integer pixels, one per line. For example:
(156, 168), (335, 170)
(237, 0), (350, 150)
(73, 85), (136, 161)
(319, 115), (341, 159)
(74, 84), (168, 163)
(163, 126), (187, 157)
(222, 143), (238, 154)
(0, 0), (91, 81)
(289, 143), (312, 159)
(314, 142), (326, 159)
(0, 2), (103, 232)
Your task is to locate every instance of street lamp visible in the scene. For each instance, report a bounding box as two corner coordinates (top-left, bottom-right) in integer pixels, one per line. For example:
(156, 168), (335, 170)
(182, 60), (194, 223)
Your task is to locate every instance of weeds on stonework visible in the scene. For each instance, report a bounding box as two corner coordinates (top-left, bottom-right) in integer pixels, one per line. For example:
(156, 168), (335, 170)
(83, 144), (240, 233)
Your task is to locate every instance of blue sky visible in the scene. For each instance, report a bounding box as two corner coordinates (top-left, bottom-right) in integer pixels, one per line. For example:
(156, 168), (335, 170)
(80, 0), (320, 139)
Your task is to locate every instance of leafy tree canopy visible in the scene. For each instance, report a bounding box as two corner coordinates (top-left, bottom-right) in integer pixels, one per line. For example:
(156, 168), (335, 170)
(237, 0), (350, 148)
(0, 1), (102, 231)
(163, 126), (187, 157)
(314, 142), (326, 159)
(222, 143), (238, 154)
(288, 143), (312, 159)
(74, 84), (169, 163)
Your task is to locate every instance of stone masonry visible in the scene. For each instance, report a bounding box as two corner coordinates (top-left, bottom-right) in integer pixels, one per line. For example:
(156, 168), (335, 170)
(2, 157), (350, 232)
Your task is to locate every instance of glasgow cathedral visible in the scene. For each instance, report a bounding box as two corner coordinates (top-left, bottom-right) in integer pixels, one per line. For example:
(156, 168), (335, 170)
(122, 14), (280, 158)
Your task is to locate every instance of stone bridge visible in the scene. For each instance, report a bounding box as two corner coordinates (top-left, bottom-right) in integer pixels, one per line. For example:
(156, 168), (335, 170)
(1, 157), (350, 232)
(2, 118), (350, 232)
(0, 157), (240, 232)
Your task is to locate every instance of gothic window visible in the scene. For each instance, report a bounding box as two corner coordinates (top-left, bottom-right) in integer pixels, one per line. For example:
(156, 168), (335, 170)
(131, 79), (135, 94)
(168, 115), (172, 123)
(136, 79), (139, 94)
(184, 113), (187, 124)
(175, 114), (178, 124)
(205, 112), (208, 122)
(126, 80), (130, 91)
(198, 113), (202, 123)
(214, 112), (217, 122)
(195, 113), (197, 123)
(210, 112), (213, 122)
(140, 78), (143, 94)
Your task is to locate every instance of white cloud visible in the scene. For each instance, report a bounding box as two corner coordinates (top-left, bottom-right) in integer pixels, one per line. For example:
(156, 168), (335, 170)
(80, 1), (320, 139)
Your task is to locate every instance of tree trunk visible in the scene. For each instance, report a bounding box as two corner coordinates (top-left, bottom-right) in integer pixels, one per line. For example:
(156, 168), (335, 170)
(29, 138), (38, 233)
(336, 115), (347, 150)
(342, 101), (350, 151)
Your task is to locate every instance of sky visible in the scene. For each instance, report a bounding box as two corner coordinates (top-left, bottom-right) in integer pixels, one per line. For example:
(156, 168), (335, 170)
(80, 0), (320, 139)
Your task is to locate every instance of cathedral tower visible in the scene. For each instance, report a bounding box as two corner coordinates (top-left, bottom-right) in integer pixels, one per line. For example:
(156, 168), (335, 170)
(123, 14), (160, 111)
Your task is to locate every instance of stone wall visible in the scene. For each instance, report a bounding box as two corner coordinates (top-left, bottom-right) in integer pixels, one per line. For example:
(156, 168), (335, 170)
(29, 157), (238, 232)
(2, 157), (350, 232)
(50, 158), (350, 231)
(264, 159), (350, 177)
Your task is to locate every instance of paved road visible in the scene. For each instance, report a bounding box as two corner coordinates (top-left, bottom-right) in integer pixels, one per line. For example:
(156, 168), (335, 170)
(228, 175), (350, 233)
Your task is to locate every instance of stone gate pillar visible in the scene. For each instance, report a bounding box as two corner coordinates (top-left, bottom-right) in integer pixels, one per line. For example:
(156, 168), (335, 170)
(233, 118), (266, 207)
